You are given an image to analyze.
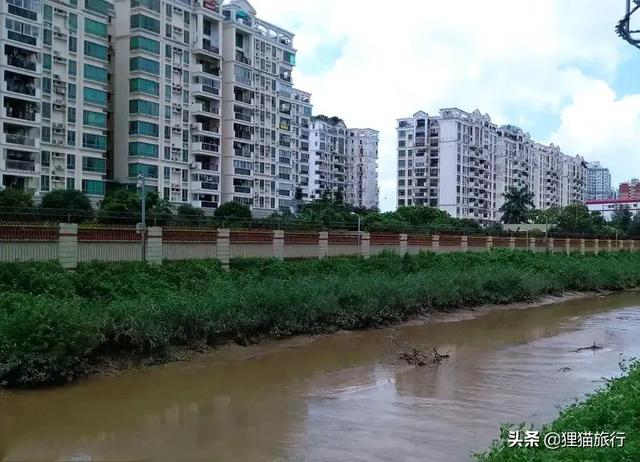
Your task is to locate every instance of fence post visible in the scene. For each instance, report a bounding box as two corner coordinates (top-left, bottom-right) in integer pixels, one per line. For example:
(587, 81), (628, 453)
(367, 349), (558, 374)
(509, 237), (516, 251)
(619, 240), (624, 251)
(145, 227), (163, 264)
(460, 235), (468, 252)
(361, 232), (371, 259)
(432, 234), (440, 252)
(58, 223), (78, 270)
(399, 233), (408, 256)
(319, 231), (328, 259)
(547, 237), (554, 252)
(273, 230), (284, 261)
(486, 236), (493, 251)
(630, 240), (636, 252)
(565, 238), (571, 255)
(529, 237), (536, 252)
(579, 238), (586, 254)
(593, 239), (599, 255)
(217, 228), (230, 271)
(607, 239), (613, 252)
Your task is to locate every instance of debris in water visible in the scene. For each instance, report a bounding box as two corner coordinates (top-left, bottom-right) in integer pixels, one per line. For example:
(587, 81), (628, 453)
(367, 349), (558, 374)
(573, 341), (603, 353)
(558, 366), (572, 373)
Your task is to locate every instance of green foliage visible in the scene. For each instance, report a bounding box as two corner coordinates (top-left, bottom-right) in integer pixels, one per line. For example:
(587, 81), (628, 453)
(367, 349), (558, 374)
(214, 202), (252, 220)
(500, 187), (535, 224)
(2, 252), (640, 387)
(176, 204), (206, 225)
(476, 361), (640, 461)
(0, 188), (34, 221)
(39, 189), (94, 222)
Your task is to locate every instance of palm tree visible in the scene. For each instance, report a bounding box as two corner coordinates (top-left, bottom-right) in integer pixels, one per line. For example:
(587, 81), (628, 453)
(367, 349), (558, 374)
(499, 186), (535, 224)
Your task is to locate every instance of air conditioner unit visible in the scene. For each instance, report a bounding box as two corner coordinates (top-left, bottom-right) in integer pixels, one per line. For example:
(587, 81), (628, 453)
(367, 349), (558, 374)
(54, 164), (63, 170)
(189, 162), (197, 169)
(54, 140), (64, 145)
(53, 74), (61, 80)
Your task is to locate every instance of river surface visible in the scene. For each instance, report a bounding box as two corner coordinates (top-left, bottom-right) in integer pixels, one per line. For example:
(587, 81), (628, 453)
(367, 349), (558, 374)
(2, 292), (640, 462)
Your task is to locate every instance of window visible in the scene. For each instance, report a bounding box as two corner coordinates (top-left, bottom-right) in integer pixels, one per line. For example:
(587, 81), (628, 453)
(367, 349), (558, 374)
(130, 57), (159, 75)
(131, 0), (160, 12)
(130, 14), (160, 34)
(128, 163), (158, 178)
(82, 133), (107, 150)
(69, 60), (77, 76)
(66, 178), (75, 190)
(85, 0), (110, 16)
(129, 142), (158, 158)
(129, 99), (159, 116)
(44, 29), (52, 46)
(129, 78), (159, 96)
(84, 41), (108, 61)
(68, 13), (77, 31)
(82, 179), (106, 196)
(84, 64), (108, 83)
(82, 156), (106, 173)
(85, 18), (108, 37)
(130, 35), (160, 54)
(67, 107), (76, 123)
(41, 175), (50, 192)
(83, 110), (106, 128)
(233, 159), (252, 176)
(42, 78), (51, 94)
(68, 83), (77, 100)
(69, 36), (77, 53)
(41, 127), (50, 142)
(67, 154), (76, 170)
(129, 120), (158, 137)
(83, 87), (108, 105)
(67, 131), (76, 147)
(5, 17), (39, 46)
(44, 5), (52, 21)
(43, 54), (51, 70)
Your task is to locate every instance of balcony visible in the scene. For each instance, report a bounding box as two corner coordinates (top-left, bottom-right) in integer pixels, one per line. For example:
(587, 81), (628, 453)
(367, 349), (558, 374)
(4, 45), (38, 72)
(4, 98), (39, 123)
(4, 74), (38, 98)
(233, 141), (252, 158)
(200, 39), (220, 55)
(192, 180), (219, 192)
(191, 119), (220, 135)
(5, 158), (37, 172)
(233, 124), (253, 141)
(191, 199), (218, 209)
(234, 107), (252, 122)
(3, 132), (39, 148)
(191, 142), (220, 153)
(235, 50), (251, 65)
(7, 31), (37, 47)
(191, 102), (220, 117)
(194, 62), (220, 78)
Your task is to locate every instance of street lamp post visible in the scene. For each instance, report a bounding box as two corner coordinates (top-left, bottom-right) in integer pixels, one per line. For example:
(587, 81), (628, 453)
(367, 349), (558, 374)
(350, 212), (361, 248)
(137, 174), (147, 262)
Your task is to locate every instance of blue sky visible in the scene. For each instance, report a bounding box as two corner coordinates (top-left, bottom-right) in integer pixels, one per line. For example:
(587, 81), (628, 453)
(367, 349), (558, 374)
(251, 0), (640, 211)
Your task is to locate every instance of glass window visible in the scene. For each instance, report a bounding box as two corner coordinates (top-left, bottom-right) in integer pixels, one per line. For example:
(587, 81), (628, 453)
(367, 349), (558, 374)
(85, 0), (110, 16)
(130, 14), (160, 34)
(41, 175), (50, 192)
(68, 13), (78, 31)
(129, 99), (159, 116)
(130, 35), (160, 54)
(129, 78), (159, 96)
(82, 156), (106, 173)
(82, 133), (107, 150)
(84, 41), (108, 61)
(67, 154), (76, 170)
(83, 110), (106, 128)
(69, 36), (77, 53)
(42, 127), (51, 142)
(67, 107), (76, 123)
(85, 18), (108, 37)
(41, 151), (50, 167)
(68, 83), (77, 100)
(69, 60), (77, 76)
(130, 56), (159, 75)
(42, 77), (51, 94)
(131, 0), (160, 12)
(129, 121), (158, 137)
(83, 87), (108, 105)
(84, 64), (108, 82)
(66, 178), (75, 190)
(43, 54), (52, 70)
(82, 179), (106, 196)
(128, 163), (158, 178)
(67, 131), (76, 146)
(41, 102), (51, 119)
(129, 142), (158, 158)
(44, 28), (52, 46)
(43, 4), (53, 21)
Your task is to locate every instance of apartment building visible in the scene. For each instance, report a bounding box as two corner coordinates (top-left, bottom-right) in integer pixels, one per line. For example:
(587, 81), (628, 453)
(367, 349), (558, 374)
(347, 128), (379, 209)
(397, 109), (498, 225)
(308, 115), (348, 202)
(586, 161), (612, 200)
(619, 178), (640, 200)
(292, 88), (312, 202)
(1, 0), (111, 200)
(397, 108), (587, 224)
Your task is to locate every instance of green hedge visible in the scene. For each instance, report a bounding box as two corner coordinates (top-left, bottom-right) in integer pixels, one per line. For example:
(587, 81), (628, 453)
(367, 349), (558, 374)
(2, 251), (640, 387)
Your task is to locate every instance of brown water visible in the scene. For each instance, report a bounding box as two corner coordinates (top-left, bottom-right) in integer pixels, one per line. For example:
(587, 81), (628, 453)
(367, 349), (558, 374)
(2, 292), (640, 462)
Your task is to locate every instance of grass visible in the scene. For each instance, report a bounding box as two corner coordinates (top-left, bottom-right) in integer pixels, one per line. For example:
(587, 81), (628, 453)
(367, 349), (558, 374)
(2, 250), (640, 387)
(475, 360), (640, 461)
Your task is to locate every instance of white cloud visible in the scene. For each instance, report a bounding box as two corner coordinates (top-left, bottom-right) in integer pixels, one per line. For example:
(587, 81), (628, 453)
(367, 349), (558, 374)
(249, 0), (638, 210)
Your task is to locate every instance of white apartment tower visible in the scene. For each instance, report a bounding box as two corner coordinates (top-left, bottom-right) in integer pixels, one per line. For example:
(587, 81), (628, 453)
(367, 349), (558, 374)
(398, 108), (588, 224)
(586, 161), (612, 200)
(348, 128), (379, 209)
(292, 88), (312, 202)
(1, 0), (111, 199)
(397, 109), (497, 225)
(308, 116), (348, 202)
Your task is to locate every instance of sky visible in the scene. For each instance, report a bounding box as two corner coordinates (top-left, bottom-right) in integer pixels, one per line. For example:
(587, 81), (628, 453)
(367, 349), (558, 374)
(250, 0), (640, 211)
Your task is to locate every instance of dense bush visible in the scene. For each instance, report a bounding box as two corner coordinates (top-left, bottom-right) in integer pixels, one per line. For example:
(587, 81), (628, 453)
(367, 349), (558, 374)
(3, 251), (640, 387)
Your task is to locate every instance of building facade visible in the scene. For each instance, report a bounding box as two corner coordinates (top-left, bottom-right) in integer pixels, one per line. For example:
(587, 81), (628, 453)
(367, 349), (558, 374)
(347, 128), (379, 209)
(1, 0), (111, 201)
(308, 116), (348, 202)
(586, 161), (612, 200)
(619, 178), (640, 200)
(586, 198), (640, 220)
(397, 108), (587, 224)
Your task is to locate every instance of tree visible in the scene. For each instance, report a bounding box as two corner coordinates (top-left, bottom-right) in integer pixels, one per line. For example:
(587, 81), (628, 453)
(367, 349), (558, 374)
(214, 202), (251, 221)
(610, 206), (633, 234)
(0, 188), (33, 221)
(528, 207), (561, 227)
(39, 189), (94, 222)
(97, 189), (141, 224)
(176, 204), (206, 226)
(147, 198), (173, 226)
(628, 213), (640, 237)
(555, 204), (594, 234)
(499, 187), (535, 224)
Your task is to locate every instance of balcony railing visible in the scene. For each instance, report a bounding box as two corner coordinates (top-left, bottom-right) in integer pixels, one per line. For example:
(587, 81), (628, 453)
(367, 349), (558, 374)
(6, 80), (37, 96)
(235, 51), (251, 65)
(7, 31), (37, 46)
(5, 133), (37, 146)
(6, 54), (37, 72)
(6, 159), (36, 171)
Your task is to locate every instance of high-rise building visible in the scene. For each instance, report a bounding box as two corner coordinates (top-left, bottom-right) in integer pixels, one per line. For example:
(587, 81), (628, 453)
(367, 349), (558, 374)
(586, 161), (612, 201)
(619, 178), (640, 200)
(308, 115), (348, 202)
(292, 88), (312, 202)
(397, 108), (587, 224)
(347, 128), (379, 209)
(1, 0), (112, 200)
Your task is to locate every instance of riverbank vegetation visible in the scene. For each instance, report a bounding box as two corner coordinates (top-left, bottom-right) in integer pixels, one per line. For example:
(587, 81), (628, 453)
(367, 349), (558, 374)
(3, 251), (640, 387)
(476, 360), (640, 461)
